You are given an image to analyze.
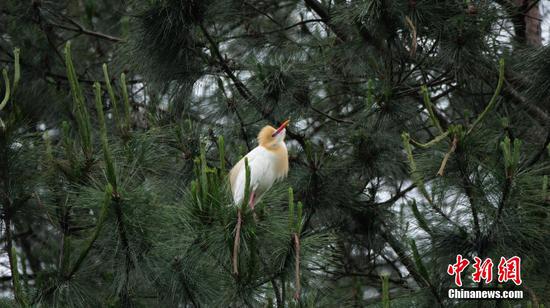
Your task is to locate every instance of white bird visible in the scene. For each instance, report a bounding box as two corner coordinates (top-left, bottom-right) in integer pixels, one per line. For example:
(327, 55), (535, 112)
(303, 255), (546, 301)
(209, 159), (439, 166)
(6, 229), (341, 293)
(229, 119), (290, 209)
(229, 119), (289, 275)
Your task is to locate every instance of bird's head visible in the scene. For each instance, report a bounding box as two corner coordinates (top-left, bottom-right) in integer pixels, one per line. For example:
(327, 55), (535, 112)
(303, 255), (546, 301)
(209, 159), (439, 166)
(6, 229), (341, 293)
(258, 119), (290, 149)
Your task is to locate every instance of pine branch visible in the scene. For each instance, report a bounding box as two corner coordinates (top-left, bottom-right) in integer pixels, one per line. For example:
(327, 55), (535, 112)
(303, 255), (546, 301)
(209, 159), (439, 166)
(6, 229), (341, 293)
(293, 233), (301, 300)
(223, 19), (324, 40)
(199, 24), (259, 112)
(503, 80), (550, 126)
(243, 2), (283, 27)
(309, 104), (354, 124)
(525, 129), (550, 167)
(2, 209), (19, 303)
(303, 0), (348, 42)
(172, 257), (200, 308)
(381, 228), (444, 306)
(232, 208), (242, 276)
(0, 136), (26, 307)
(486, 174), (514, 244)
(217, 79), (251, 150)
(66, 184), (112, 279)
(199, 23), (308, 150)
(436, 136), (458, 176)
(114, 197), (133, 306)
(270, 279), (283, 308)
(51, 10), (123, 43)
(48, 21), (122, 42)
(467, 58), (505, 135)
(456, 150), (482, 246)
(374, 183), (416, 206)
(496, 0), (542, 45)
(379, 228), (424, 285)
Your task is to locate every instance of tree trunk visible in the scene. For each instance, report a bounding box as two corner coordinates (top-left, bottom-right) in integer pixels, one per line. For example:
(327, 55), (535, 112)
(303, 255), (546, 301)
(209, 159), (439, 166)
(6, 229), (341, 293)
(513, 0), (542, 46)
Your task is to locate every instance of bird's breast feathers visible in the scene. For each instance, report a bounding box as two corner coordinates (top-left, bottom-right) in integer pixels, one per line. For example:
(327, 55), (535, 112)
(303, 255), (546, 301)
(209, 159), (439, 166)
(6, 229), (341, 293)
(229, 144), (288, 205)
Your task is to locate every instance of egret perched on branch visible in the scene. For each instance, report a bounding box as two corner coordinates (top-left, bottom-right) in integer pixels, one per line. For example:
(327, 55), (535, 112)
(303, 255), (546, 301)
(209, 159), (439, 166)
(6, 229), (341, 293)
(229, 119), (290, 274)
(230, 119), (290, 208)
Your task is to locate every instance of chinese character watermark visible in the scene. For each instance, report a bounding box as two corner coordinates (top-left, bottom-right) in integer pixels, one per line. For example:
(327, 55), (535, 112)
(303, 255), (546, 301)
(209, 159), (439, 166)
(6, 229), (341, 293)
(447, 255), (522, 286)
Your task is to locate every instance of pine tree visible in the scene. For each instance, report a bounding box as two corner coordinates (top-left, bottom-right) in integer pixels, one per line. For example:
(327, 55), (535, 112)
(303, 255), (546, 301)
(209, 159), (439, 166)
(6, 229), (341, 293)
(1, 0), (549, 307)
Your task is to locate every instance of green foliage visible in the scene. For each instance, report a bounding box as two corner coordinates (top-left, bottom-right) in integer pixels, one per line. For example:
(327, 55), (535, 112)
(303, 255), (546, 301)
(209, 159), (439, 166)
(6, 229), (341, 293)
(0, 69), (11, 131)
(0, 47), (19, 130)
(102, 64), (121, 131)
(421, 85), (443, 134)
(409, 239), (431, 285)
(94, 82), (117, 189)
(467, 58), (505, 135)
(10, 246), (28, 307)
(119, 73), (132, 134)
(381, 275), (390, 308)
(65, 42), (93, 159)
(67, 184), (113, 279)
(410, 200), (431, 236)
(0, 69), (10, 113)
(500, 136), (522, 178)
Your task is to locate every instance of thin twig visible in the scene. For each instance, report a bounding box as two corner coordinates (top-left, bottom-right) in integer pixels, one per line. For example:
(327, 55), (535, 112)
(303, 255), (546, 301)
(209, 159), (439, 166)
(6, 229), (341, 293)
(293, 233), (301, 300)
(310, 105), (354, 124)
(437, 136), (458, 176)
(223, 19), (324, 40)
(232, 209), (242, 276)
(52, 16), (122, 43)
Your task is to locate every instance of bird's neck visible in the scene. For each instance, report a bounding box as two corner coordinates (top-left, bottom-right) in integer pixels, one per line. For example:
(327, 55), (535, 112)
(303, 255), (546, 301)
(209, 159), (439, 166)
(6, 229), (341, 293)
(261, 143), (288, 178)
(262, 141), (285, 152)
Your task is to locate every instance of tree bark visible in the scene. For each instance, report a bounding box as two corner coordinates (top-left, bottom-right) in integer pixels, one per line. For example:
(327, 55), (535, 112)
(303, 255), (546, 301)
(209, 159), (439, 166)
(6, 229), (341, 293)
(513, 0), (542, 46)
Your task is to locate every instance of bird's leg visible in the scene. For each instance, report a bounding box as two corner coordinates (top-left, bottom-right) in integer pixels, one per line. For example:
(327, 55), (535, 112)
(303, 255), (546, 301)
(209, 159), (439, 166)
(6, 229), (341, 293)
(232, 208), (242, 276)
(249, 191), (258, 222)
(249, 191), (255, 210)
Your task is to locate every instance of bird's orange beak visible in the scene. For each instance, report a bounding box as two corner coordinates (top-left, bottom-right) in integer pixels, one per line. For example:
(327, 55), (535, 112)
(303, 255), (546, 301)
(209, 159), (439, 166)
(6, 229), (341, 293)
(272, 119), (290, 137)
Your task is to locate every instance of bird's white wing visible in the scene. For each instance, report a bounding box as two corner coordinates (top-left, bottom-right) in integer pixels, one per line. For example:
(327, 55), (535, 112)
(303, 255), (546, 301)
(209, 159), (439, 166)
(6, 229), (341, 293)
(230, 146), (274, 206)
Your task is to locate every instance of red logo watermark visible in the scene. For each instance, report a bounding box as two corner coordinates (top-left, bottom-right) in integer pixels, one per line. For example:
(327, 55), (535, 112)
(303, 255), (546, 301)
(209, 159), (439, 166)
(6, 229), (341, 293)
(497, 256), (522, 285)
(447, 255), (522, 287)
(472, 257), (493, 283)
(447, 254), (470, 287)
